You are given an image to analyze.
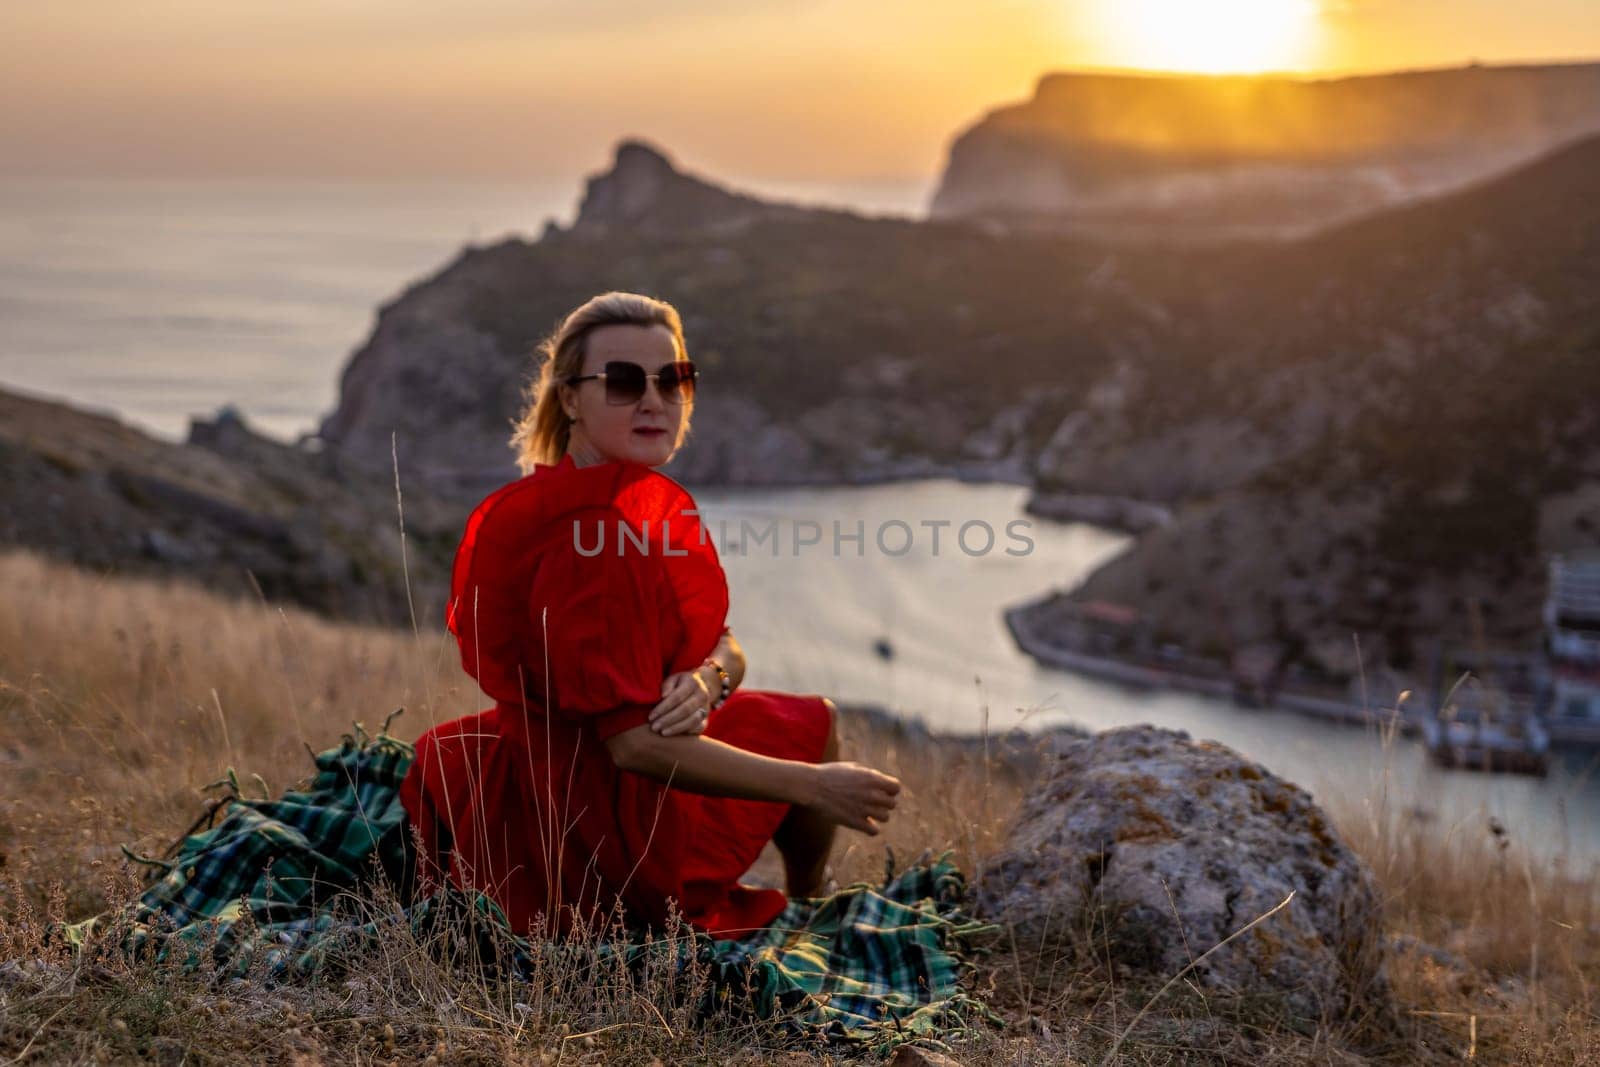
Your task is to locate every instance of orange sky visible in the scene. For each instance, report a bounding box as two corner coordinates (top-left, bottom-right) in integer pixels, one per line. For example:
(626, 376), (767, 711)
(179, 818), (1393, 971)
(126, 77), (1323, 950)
(2, 0), (1597, 183)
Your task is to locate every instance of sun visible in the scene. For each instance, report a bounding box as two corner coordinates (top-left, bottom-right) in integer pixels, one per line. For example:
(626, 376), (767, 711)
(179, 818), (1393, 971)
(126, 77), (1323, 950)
(1089, 0), (1320, 74)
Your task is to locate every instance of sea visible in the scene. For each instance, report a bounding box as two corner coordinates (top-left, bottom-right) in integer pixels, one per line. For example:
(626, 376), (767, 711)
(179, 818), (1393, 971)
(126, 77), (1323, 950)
(2, 174), (1597, 866)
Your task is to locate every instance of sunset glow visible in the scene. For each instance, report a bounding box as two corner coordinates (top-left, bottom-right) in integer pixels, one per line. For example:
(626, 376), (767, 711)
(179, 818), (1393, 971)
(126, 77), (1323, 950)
(3, 1), (1599, 180)
(1090, 0), (1321, 74)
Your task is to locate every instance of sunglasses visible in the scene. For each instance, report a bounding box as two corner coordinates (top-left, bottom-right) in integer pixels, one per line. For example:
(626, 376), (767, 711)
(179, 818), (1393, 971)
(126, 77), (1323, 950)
(565, 360), (698, 406)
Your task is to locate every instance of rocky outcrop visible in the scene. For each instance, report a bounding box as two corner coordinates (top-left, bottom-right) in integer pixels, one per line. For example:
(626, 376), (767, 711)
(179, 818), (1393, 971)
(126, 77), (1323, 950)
(979, 725), (1390, 1027)
(931, 62), (1600, 240)
(1016, 133), (1600, 674)
(314, 145), (1124, 496)
(1023, 491), (1171, 534)
(570, 140), (824, 236)
(0, 388), (458, 623)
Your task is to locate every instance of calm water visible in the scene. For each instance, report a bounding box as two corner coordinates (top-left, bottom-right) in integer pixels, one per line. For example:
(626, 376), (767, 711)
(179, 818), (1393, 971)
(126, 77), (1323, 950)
(4, 177), (1597, 867)
(0, 175), (931, 440)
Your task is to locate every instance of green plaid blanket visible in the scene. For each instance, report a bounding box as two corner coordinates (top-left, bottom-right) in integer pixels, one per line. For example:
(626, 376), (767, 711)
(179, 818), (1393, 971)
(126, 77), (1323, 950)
(62, 724), (1000, 1054)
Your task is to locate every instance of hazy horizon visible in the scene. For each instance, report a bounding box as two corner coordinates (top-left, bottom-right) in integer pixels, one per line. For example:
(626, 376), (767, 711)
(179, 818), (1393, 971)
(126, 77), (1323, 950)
(4, 1), (1599, 186)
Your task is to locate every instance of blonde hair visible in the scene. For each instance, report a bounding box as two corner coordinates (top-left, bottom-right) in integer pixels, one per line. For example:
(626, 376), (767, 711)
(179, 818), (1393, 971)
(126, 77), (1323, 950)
(509, 291), (692, 474)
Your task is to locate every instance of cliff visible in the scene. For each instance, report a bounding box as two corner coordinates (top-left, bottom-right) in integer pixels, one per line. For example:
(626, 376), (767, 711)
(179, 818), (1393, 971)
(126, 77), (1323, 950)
(570, 139), (826, 235)
(316, 139), (1154, 496)
(1020, 133), (1600, 673)
(929, 62), (1600, 241)
(0, 387), (458, 623)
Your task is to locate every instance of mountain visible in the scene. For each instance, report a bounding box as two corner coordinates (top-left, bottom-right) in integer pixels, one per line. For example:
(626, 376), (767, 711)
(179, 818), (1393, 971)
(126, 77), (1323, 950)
(570, 140), (826, 235)
(1023, 133), (1600, 672)
(316, 139), (1166, 496)
(929, 62), (1600, 241)
(0, 388), (458, 622)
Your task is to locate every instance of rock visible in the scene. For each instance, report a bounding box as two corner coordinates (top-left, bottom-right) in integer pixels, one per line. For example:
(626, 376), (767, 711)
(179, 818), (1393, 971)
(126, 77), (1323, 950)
(1031, 488), (1388, 673)
(888, 1046), (965, 1067)
(311, 156), (1107, 496)
(1023, 491), (1172, 534)
(141, 527), (200, 565)
(571, 139), (821, 236)
(0, 387), (459, 624)
(980, 725), (1390, 1026)
(1387, 933), (1476, 983)
(186, 403), (250, 451)
(1032, 411), (1295, 506)
(930, 63), (1600, 241)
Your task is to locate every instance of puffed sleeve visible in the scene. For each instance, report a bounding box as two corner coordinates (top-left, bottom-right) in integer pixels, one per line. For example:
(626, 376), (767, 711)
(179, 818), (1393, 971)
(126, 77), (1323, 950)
(524, 508), (676, 742)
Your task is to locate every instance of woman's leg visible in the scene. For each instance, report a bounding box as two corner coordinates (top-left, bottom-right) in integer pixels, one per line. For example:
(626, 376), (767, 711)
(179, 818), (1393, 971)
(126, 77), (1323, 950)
(772, 697), (841, 897)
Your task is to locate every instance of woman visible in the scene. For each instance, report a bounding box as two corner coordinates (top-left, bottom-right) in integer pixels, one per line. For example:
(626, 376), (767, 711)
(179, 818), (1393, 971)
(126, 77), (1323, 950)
(399, 291), (904, 941)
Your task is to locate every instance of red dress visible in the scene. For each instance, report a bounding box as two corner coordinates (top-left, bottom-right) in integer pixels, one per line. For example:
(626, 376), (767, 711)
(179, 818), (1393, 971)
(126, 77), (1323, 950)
(399, 453), (832, 939)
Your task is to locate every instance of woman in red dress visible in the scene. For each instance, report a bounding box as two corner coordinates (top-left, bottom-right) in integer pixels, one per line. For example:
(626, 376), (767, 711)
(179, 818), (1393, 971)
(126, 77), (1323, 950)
(399, 292), (903, 941)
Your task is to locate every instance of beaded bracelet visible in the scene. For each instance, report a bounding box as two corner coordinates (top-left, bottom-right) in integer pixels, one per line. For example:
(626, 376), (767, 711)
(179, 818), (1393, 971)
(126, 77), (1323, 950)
(703, 657), (732, 710)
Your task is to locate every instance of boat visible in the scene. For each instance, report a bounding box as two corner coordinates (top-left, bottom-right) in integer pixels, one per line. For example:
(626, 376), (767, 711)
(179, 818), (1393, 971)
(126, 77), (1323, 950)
(1423, 684), (1551, 776)
(1423, 598), (1552, 775)
(1544, 552), (1600, 740)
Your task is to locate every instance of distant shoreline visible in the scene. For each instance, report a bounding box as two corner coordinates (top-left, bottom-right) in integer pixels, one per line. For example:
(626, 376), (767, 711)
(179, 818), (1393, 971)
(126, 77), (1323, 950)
(1004, 595), (1600, 748)
(1003, 594), (1417, 736)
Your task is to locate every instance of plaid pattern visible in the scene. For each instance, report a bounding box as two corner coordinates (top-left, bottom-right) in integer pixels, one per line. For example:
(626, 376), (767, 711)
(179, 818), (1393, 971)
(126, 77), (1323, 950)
(703, 861), (1001, 1048)
(62, 722), (416, 975)
(61, 727), (1000, 1053)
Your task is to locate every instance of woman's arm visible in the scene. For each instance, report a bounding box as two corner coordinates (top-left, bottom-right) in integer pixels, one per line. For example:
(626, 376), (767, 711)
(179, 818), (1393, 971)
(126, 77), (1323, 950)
(648, 626), (746, 735)
(605, 727), (900, 834)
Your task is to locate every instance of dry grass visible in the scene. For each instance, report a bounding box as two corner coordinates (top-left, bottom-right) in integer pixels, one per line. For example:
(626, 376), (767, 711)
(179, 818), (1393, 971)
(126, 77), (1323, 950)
(2, 549), (1598, 1064)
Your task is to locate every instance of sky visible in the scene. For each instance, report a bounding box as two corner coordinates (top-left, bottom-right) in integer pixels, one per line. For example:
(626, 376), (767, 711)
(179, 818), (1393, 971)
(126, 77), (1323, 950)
(2, 0), (1598, 185)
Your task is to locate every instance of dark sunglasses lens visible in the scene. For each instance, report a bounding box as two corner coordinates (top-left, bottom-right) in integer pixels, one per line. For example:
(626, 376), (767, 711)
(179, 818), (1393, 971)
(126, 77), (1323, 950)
(603, 362), (647, 404)
(662, 362), (697, 403)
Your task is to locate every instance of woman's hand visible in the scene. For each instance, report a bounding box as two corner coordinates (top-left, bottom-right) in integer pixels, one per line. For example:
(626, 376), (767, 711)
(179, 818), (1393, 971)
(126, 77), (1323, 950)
(649, 668), (714, 736)
(807, 762), (903, 835)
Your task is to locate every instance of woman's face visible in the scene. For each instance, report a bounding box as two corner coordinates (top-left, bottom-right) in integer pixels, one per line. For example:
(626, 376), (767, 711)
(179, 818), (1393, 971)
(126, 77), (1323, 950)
(559, 322), (690, 468)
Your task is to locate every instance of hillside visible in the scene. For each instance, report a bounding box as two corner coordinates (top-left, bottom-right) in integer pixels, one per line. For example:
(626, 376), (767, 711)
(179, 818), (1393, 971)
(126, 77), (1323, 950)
(0, 388), (458, 623)
(317, 141), (1168, 495)
(1031, 134), (1600, 672)
(929, 62), (1600, 240)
